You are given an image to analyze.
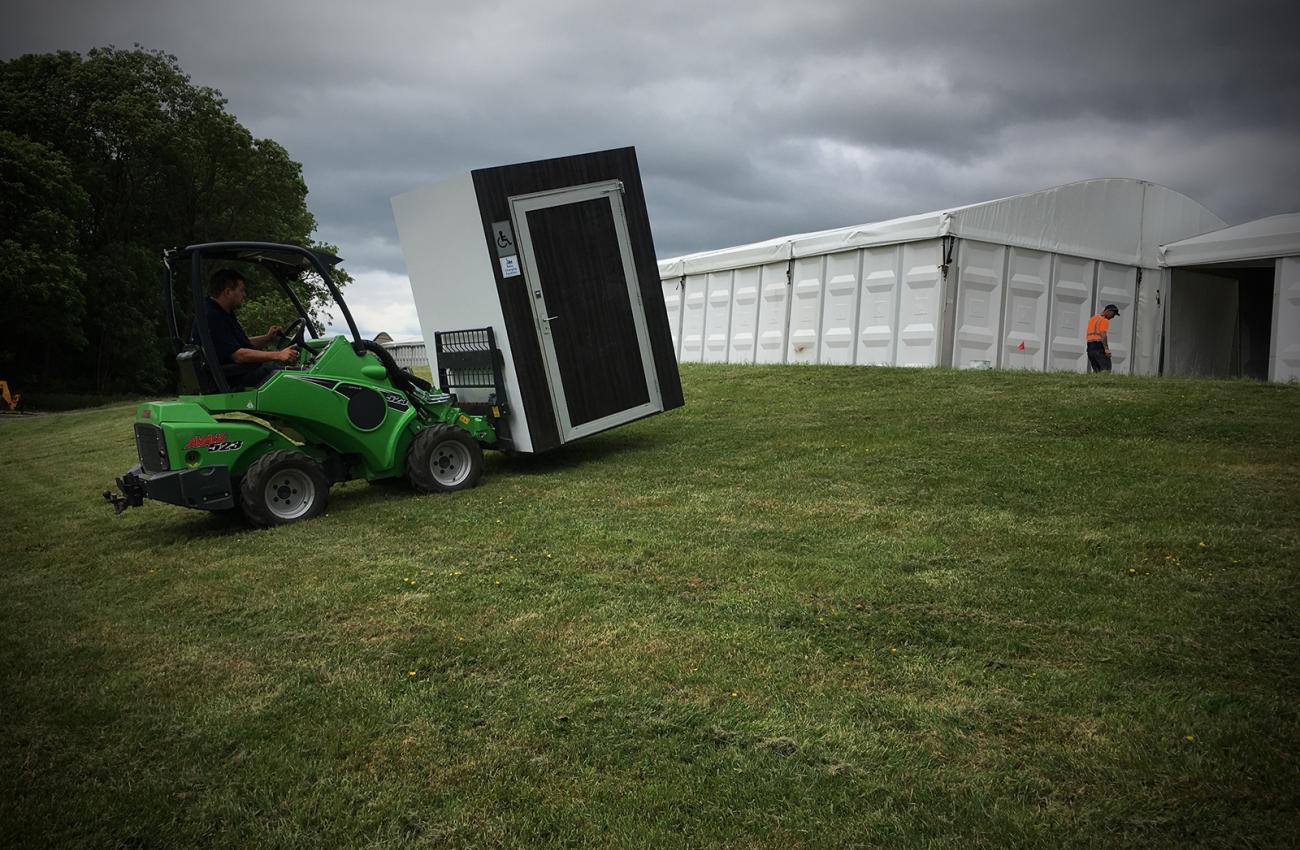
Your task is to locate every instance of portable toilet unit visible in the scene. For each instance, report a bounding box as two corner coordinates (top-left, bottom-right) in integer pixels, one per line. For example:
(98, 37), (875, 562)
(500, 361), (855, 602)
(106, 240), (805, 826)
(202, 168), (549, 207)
(393, 147), (684, 453)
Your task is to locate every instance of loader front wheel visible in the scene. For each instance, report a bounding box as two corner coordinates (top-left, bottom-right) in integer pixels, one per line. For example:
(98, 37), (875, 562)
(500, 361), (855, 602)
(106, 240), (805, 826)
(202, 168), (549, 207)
(407, 424), (483, 493)
(240, 450), (330, 527)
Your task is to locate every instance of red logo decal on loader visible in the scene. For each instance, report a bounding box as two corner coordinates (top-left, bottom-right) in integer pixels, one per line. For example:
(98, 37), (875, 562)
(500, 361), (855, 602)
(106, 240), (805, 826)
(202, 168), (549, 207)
(183, 433), (227, 449)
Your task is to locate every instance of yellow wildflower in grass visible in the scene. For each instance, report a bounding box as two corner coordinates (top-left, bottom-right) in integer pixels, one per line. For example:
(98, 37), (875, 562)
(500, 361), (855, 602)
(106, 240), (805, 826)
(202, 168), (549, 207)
(730, 692), (738, 698)
(408, 670), (417, 678)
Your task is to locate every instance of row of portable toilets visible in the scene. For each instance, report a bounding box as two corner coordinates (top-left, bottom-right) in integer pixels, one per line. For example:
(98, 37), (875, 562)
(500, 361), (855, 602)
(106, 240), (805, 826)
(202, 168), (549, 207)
(659, 238), (1162, 376)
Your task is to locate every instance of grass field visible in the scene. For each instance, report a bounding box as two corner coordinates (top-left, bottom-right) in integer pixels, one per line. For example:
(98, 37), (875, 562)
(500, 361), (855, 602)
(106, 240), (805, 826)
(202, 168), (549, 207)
(2, 365), (1298, 848)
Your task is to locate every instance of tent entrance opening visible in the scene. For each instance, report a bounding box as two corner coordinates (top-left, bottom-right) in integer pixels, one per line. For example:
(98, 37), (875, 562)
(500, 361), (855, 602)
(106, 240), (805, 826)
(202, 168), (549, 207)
(1165, 264), (1275, 380)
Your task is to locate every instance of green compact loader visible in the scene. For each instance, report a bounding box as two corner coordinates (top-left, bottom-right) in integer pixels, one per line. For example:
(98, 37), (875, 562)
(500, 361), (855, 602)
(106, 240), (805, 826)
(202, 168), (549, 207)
(104, 242), (503, 526)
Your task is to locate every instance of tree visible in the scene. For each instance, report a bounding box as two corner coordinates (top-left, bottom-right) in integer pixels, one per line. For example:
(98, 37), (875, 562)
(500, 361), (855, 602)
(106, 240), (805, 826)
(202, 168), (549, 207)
(0, 46), (345, 393)
(0, 130), (89, 384)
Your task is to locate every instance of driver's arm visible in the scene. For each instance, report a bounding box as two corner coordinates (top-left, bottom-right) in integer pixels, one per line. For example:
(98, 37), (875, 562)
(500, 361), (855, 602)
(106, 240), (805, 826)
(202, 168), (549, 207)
(247, 325), (283, 347)
(233, 346), (297, 364)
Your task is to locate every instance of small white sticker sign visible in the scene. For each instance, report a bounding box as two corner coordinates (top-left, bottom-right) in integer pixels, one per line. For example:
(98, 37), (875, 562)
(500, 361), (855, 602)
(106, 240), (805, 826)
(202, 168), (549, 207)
(500, 255), (521, 278)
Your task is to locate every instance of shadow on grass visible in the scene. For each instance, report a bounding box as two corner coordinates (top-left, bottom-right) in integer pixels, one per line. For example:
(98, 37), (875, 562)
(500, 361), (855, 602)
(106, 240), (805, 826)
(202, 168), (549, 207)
(491, 433), (659, 476)
(105, 433), (663, 537)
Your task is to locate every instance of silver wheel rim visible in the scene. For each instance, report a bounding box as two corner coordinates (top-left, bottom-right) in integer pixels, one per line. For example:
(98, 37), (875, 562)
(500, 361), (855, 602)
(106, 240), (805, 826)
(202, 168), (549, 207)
(429, 440), (471, 487)
(263, 468), (316, 520)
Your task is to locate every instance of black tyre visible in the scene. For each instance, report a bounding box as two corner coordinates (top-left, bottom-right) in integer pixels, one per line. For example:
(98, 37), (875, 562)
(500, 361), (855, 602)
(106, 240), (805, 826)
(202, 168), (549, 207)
(406, 424), (483, 493)
(240, 450), (330, 527)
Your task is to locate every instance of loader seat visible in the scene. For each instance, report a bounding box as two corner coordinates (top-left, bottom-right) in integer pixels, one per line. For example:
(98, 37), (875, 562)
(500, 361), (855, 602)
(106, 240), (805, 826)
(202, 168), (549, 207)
(176, 345), (219, 395)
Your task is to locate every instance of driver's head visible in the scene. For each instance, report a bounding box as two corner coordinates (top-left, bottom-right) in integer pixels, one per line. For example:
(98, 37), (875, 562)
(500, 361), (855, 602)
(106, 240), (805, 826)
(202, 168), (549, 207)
(209, 268), (246, 310)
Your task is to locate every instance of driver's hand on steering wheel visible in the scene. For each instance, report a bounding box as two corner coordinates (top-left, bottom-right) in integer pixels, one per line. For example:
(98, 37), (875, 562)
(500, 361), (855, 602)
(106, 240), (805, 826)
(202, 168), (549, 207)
(267, 324), (283, 337)
(277, 346), (299, 364)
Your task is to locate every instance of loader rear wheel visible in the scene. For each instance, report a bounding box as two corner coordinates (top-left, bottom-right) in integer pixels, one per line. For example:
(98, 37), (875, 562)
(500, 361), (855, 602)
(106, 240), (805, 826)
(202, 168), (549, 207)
(407, 424), (483, 493)
(240, 450), (330, 526)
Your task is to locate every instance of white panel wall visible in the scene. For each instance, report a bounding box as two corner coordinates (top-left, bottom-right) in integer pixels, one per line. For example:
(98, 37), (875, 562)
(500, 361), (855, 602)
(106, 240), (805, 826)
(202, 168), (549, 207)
(729, 266), (762, 364)
(820, 250), (862, 364)
(1002, 247), (1051, 370)
(679, 273), (707, 363)
(703, 271), (733, 363)
(661, 277), (683, 359)
(787, 256), (824, 363)
(952, 240), (1006, 368)
(1096, 262), (1137, 374)
(1048, 255), (1096, 372)
(857, 245), (899, 365)
(1133, 268), (1163, 376)
(896, 240), (945, 367)
(393, 171), (535, 451)
(755, 261), (791, 364)
(1271, 257), (1300, 383)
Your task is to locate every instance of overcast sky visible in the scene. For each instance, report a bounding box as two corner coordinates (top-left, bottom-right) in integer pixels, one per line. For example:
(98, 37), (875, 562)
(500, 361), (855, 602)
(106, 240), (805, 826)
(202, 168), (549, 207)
(5, 0), (1299, 338)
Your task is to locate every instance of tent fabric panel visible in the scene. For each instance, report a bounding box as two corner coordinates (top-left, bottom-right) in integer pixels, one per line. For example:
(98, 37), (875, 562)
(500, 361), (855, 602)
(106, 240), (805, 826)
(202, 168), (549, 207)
(1139, 184), (1229, 268)
(895, 240), (945, 367)
(755, 261), (791, 364)
(679, 234), (793, 276)
(703, 271), (734, 363)
(787, 256), (825, 364)
(952, 240), (1007, 369)
(1272, 257), (1300, 383)
(1095, 263), (1137, 374)
(1160, 213), (1300, 267)
(856, 245), (901, 366)
(1048, 255), (1097, 373)
(1133, 268), (1165, 376)
(658, 257), (684, 278)
(678, 273), (708, 363)
(789, 211), (951, 258)
(661, 277), (684, 360)
(729, 265), (762, 364)
(1001, 247), (1052, 370)
(819, 250), (863, 364)
(952, 179), (1146, 268)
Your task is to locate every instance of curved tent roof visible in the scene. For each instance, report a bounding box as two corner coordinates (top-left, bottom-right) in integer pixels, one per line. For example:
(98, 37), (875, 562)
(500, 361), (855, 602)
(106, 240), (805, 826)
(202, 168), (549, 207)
(1158, 213), (1300, 267)
(659, 178), (1225, 277)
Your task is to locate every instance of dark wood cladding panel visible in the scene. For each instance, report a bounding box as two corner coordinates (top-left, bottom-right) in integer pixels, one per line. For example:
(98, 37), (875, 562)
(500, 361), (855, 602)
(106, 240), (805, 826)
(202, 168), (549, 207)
(471, 147), (685, 453)
(525, 198), (650, 426)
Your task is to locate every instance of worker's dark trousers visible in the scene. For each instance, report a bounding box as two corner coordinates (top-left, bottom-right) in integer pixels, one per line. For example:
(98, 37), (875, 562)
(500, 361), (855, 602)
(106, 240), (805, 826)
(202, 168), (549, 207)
(1086, 342), (1112, 372)
(224, 362), (283, 389)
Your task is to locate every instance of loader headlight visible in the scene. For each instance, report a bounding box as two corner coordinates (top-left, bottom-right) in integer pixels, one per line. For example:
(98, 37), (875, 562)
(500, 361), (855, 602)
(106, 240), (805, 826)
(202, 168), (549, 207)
(185, 450), (201, 467)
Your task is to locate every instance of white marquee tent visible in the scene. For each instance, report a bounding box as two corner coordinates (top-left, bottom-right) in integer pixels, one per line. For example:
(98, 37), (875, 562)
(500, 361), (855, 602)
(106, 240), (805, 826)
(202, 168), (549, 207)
(659, 178), (1229, 376)
(1159, 214), (1300, 383)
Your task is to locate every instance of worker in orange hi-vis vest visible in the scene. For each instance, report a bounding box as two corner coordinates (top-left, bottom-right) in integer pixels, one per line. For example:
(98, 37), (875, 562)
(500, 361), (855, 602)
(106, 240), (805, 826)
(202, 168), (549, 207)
(1086, 304), (1120, 372)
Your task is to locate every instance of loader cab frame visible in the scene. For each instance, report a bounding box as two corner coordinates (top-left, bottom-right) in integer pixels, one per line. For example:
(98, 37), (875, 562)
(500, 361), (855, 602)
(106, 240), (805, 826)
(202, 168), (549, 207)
(162, 241), (364, 394)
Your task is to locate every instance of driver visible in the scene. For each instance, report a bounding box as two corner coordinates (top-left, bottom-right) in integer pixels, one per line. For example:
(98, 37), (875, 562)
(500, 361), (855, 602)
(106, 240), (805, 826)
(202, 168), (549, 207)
(194, 268), (299, 388)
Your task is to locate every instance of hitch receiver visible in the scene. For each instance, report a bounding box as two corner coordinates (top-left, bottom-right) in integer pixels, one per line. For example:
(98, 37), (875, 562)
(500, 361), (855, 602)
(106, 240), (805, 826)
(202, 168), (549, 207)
(103, 475), (145, 516)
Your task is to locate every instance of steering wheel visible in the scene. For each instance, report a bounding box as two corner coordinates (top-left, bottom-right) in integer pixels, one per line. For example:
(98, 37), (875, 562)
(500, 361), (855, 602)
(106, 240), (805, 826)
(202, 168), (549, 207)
(275, 318), (306, 346)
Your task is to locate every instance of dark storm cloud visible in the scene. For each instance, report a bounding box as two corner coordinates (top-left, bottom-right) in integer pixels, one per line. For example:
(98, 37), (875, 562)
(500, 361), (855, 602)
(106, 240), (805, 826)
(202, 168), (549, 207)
(4, 0), (1298, 335)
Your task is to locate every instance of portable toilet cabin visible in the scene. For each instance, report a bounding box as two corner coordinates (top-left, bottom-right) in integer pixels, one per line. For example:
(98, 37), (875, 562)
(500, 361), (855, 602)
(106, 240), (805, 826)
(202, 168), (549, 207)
(394, 147), (684, 453)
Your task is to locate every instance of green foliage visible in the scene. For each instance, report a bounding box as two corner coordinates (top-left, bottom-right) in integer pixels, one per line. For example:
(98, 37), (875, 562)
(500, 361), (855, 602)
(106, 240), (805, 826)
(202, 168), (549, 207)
(2, 366), (1299, 847)
(0, 130), (90, 377)
(0, 47), (343, 392)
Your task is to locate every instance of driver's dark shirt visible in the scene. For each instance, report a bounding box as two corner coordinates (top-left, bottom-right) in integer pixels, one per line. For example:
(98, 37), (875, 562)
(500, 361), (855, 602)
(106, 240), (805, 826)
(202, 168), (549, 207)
(192, 298), (252, 365)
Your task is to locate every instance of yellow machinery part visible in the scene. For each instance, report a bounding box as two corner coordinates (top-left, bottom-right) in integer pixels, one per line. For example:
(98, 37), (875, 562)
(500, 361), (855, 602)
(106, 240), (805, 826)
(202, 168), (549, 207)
(0, 381), (19, 411)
